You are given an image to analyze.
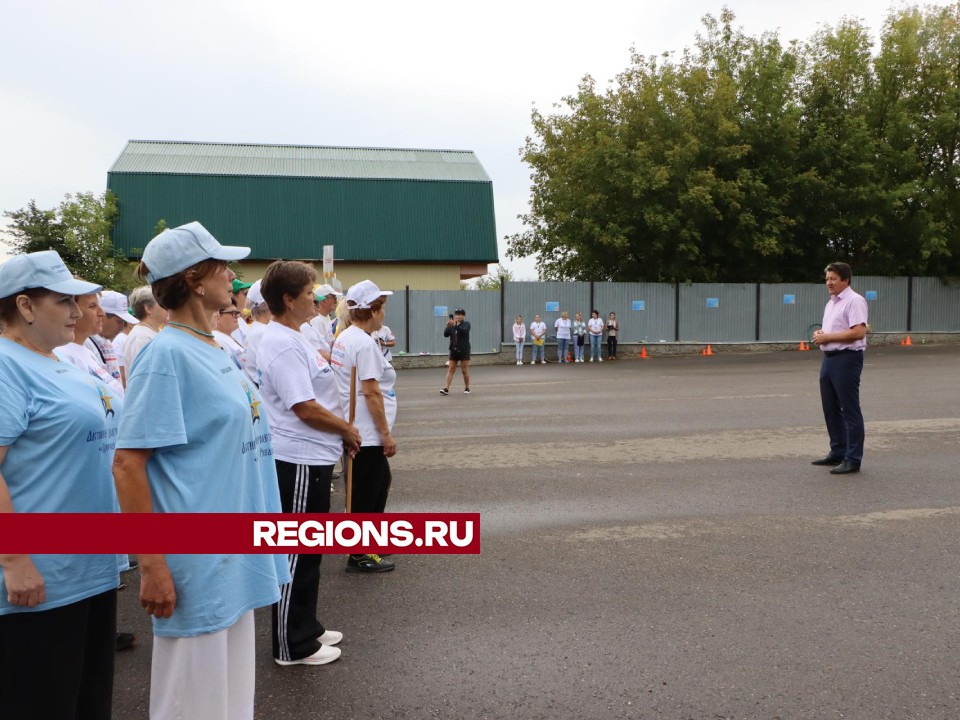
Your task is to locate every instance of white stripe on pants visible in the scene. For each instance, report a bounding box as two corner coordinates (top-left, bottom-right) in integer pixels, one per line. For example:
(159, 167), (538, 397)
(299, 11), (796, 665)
(276, 463), (308, 661)
(150, 610), (255, 720)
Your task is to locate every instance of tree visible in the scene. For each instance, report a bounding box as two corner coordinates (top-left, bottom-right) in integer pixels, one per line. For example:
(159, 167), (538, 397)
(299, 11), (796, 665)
(4, 191), (134, 288)
(469, 264), (515, 290)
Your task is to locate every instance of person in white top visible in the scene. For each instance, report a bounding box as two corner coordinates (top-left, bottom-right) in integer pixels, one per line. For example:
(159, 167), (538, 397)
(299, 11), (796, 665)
(241, 279), (271, 387)
(230, 278), (252, 347)
(371, 324), (396, 363)
(572, 312), (587, 362)
(529, 314), (547, 364)
(512, 314), (526, 364)
(258, 261), (361, 666)
(307, 283), (341, 361)
(55, 290), (125, 400)
(330, 280), (397, 574)
(554, 311), (572, 364)
(96, 289), (139, 385)
(212, 299), (245, 370)
(587, 309), (604, 362)
(123, 285), (166, 369)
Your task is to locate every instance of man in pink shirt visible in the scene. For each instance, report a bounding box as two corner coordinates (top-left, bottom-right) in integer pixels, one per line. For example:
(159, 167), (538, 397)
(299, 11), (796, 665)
(811, 262), (868, 474)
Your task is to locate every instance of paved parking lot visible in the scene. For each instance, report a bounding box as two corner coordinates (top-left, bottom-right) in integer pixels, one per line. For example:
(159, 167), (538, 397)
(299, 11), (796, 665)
(114, 344), (960, 719)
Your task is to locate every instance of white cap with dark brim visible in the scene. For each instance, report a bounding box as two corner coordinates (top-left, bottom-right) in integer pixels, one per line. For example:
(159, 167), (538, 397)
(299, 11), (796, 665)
(0, 250), (102, 298)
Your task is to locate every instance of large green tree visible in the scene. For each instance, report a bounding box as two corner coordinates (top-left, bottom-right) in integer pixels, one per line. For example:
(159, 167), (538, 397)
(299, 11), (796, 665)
(509, 5), (960, 282)
(4, 191), (134, 288)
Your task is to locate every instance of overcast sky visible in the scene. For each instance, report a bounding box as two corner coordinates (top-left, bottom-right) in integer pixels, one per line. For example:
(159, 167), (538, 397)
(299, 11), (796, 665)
(2, 0), (910, 276)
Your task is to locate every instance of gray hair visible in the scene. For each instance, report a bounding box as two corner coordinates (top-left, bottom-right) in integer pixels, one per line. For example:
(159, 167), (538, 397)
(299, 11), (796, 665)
(129, 286), (158, 320)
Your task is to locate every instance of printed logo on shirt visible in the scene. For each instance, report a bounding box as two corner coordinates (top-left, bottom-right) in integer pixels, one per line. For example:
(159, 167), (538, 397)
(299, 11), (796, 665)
(241, 379), (262, 424)
(97, 384), (116, 418)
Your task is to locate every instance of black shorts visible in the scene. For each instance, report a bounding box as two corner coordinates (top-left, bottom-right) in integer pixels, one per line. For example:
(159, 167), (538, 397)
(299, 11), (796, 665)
(449, 348), (471, 362)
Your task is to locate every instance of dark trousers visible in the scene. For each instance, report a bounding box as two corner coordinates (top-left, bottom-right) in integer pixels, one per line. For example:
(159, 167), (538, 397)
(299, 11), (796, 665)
(272, 460), (332, 661)
(350, 446), (392, 514)
(0, 589), (116, 720)
(607, 336), (618, 357)
(819, 351), (865, 464)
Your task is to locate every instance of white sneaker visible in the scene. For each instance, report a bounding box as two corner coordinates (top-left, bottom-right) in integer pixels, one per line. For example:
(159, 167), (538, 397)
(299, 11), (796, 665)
(517, 361), (522, 365)
(275, 645), (341, 666)
(598, 357), (603, 362)
(589, 357), (594, 362)
(318, 630), (343, 646)
(541, 360), (546, 364)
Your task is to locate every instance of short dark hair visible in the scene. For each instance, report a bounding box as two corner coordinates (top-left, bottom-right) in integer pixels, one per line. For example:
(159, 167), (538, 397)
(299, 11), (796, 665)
(825, 262), (852, 282)
(260, 261), (317, 316)
(0, 288), (53, 325)
(138, 259), (227, 311)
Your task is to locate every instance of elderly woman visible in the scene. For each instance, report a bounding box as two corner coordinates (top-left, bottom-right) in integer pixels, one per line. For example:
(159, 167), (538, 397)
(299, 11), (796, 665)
(123, 285), (167, 368)
(0, 251), (121, 719)
(112, 222), (289, 720)
(258, 261), (361, 665)
(554, 310), (572, 364)
(212, 297), (245, 370)
(330, 280), (397, 573)
(55, 289), (126, 399)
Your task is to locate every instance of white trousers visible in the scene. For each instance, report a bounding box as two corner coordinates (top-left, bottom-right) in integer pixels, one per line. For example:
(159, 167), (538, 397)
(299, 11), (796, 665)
(150, 610), (255, 720)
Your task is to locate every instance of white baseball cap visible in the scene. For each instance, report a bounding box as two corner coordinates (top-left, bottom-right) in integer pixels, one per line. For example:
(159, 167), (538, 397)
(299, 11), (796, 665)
(247, 279), (265, 307)
(0, 250), (102, 298)
(345, 280), (392, 309)
(314, 283), (343, 300)
(142, 221), (250, 283)
(99, 290), (139, 324)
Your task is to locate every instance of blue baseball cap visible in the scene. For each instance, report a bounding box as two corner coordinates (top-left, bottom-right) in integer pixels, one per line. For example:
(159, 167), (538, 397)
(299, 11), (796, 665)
(142, 221), (250, 283)
(0, 250), (102, 298)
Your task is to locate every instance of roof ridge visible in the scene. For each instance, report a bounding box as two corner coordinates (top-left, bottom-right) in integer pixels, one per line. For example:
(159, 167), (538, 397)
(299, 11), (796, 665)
(125, 140), (476, 154)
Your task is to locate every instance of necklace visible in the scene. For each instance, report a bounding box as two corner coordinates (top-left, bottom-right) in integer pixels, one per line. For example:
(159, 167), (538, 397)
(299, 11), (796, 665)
(166, 321), (215, 338)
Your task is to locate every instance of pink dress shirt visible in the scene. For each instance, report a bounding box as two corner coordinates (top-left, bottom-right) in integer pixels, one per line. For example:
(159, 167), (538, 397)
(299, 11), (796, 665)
(820, 287), (868, 352)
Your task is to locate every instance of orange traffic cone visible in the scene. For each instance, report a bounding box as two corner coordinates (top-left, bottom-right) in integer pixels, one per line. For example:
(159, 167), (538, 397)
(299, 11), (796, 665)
(702, 344), (713, 356)
(904, 335), (912, 346)
(640, 347), (648, 359)
(798, 341), (806, 351)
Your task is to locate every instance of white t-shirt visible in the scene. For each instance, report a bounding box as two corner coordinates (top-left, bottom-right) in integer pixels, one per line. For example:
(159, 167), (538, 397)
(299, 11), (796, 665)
(231, 320), (248, 347)
(310, 314), (334, 348)
(300, 321), (330, 354)
(242, 321), (268, 387)
(123, 324), (158, 369)
(371, 325), (395, 363)
(554, 318), (572, 340)
(331, 325), (397, 447)
(587, 318), (604, 335)
(112, 332), (128, 369)
(258, 322), (344, 465)
(530, 321), (547, 339)
(55, 342), (125, 399)
(213, 329), (244, 371)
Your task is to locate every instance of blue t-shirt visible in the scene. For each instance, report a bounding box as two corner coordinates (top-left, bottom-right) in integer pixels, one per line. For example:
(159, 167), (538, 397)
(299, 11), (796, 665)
(0, 338), (122, 615)
(117, 328), (289, 638)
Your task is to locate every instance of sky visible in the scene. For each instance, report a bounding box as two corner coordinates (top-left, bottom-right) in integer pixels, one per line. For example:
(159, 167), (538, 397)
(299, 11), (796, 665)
(1, 0), (909, 276)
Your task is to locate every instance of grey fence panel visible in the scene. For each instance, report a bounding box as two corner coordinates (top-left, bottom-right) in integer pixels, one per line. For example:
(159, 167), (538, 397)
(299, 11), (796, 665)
(679, 283), (756, 342)
(406, 290), (500, 355)
(383, 289), (407, 353)
(503, 281), (591, 342)
(856, 276), (909, 333)
(593, 282), (676, 343)
(759, 284), (825, 341)
(910, 277), (960, 331)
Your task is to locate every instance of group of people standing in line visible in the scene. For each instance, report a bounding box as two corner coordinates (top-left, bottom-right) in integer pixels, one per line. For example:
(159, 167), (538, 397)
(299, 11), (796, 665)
(513, 310), (620, 364)
(0, 221), (401, 719)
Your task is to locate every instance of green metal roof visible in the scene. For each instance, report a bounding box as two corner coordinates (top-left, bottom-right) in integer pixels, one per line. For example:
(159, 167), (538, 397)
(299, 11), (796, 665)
(108, 141), (498, 263)
(109, 141), (492, 182)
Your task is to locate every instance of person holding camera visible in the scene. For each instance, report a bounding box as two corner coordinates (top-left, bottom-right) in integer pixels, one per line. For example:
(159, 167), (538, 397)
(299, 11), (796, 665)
(441, 308), (471, 395)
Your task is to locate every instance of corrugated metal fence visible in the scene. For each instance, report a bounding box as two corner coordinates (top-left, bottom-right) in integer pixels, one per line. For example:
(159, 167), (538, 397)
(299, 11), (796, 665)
(380, 278), (960, 355)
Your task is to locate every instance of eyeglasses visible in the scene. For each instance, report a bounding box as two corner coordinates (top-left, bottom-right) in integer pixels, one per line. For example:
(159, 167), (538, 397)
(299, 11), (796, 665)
(219, 310), (241, 317)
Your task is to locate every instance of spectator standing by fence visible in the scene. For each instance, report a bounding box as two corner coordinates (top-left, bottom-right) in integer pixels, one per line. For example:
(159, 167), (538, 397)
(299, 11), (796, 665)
(606, 312), (620, 359)
(442, 308), (471, 394)
(572, 312), (587, 362)
(530, 314), (546, 364)
(587, 310), (603, 362)
(512, 315), (526, 364)
(555, 311), (572, 363)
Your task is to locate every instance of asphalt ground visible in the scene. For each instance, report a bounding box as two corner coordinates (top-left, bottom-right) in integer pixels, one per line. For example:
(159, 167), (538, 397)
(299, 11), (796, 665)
(113, 344), (960, 719)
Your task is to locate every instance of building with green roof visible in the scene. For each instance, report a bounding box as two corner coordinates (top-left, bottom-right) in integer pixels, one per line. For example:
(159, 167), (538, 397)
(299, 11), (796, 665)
(108, 140), (498, 289)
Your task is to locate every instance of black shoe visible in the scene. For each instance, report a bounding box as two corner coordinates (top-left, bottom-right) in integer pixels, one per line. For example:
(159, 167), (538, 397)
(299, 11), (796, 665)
(811, 455), (844, 466)
(830, 460), (861, 475)
(116, 632), (137, 652)
(346, 554), (396, 573)
(440, 388), (449, 396)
